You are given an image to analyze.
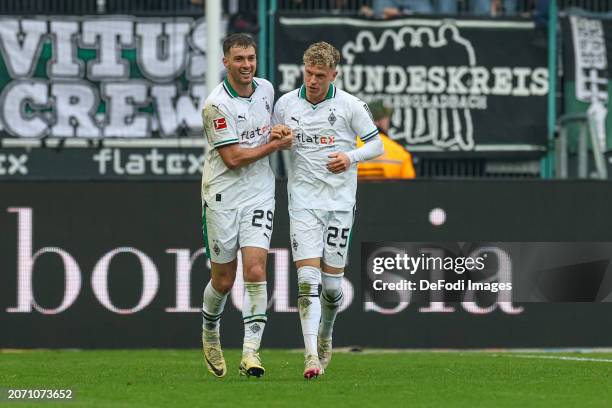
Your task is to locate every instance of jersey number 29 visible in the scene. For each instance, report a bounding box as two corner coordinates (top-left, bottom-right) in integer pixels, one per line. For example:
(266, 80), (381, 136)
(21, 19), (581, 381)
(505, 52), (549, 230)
(252, 210), (273, 230)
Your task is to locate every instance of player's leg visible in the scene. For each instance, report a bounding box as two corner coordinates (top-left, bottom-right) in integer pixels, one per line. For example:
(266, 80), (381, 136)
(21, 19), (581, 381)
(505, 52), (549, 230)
(319, 263), (344, 371)
(201, 204), (239, 378)
(290, 209), (325, 379)
(236, 198), (275, 377)
(296, 257), (323, 379)
(238, 246), (268, 377)
(318, 209), (355, 371)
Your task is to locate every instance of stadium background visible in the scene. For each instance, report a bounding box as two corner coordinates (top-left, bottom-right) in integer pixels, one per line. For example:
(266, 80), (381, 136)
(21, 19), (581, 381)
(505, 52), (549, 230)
(1, 0), (612, 350)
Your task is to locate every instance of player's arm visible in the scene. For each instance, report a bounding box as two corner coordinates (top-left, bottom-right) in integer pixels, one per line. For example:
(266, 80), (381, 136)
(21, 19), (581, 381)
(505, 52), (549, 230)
(218, 96), (294, 170)
(327, 100), (384, 174)
(204, 102), (291, 170)
(218, 133), (291, 170)
(348, 135), (384, 163)
(327, 136), (383, 174)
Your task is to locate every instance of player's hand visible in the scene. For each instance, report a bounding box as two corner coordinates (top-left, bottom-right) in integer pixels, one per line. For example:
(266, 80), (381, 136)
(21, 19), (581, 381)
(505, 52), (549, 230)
(270, 129), (294, 151)
(270, 124), (292, 140)
(326, 152), (351, 173)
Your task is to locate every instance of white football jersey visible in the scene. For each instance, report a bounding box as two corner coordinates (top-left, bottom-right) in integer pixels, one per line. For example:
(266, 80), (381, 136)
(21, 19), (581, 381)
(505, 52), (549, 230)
(273, 84), (378, 211)
(201, 77), (275, 210)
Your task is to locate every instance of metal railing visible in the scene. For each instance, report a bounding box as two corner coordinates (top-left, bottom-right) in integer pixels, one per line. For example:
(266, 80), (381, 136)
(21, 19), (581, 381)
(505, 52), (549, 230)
(0, 0), (612, 16)
(0, 0), (98, 14)
(6, 0), (609, 16)
(2, 1), (611, 17)
(559, 0), (612, 13)
(0, 0), (205, 15)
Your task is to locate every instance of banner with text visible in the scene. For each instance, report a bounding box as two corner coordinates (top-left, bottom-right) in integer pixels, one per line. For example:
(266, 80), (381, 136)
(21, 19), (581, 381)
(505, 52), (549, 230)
(2, 181), (612, 348)
(0, 146), (205, 180)
(275, 16), (548, 156)
(561, 12), (612, 153)
(362, 242), (612, 304)
(0, 16), (225, 139)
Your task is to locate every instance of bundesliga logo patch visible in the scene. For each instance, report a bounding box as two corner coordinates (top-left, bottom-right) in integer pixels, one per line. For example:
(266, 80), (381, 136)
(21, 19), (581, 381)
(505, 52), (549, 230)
(213, 117), (227, 131)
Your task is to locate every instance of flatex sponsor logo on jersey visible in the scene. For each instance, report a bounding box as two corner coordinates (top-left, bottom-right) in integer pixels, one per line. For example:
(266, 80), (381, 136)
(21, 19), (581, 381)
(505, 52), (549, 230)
(276, 17), (548, 153)
(291, 115), (336, 149)
(240, 124), (271, 143)
(294, 132), (335, 148)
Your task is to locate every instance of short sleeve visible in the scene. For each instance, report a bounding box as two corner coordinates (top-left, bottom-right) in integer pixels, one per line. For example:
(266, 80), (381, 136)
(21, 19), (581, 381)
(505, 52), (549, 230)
(202, 102), (239, 149)
(351, 99), (379, 142)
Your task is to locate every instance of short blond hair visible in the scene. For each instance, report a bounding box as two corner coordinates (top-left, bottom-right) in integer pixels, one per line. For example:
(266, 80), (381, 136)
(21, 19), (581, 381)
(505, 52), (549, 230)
(303, 42), (340, 68)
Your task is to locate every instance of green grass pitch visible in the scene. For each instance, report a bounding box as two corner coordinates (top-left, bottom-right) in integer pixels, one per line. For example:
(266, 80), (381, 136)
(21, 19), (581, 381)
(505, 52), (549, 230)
(1, 349), (611, 407)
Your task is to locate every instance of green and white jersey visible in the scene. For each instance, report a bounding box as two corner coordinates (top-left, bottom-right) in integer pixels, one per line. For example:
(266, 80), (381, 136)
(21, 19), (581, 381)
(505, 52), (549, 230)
(201, 77), (275, 210)
(273, 84), (378, 211)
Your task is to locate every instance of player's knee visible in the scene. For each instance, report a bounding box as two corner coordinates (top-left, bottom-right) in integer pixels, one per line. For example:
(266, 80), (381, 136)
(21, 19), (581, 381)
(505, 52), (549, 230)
(297, 266), (320, 296)
(321, 271), (343, 302)
(244, 263), (266, 282)
(211, 275), (235, 294)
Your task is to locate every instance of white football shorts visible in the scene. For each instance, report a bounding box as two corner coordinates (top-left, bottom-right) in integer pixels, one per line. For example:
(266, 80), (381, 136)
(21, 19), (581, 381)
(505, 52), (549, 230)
(202, 197), (275, 264)
(289, 208), (355, 268)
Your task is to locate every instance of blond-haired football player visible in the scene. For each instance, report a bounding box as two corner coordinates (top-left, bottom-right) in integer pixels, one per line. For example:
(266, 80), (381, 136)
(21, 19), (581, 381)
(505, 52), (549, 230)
(200, 33), (292, 378)
(273, 42), (383, 379)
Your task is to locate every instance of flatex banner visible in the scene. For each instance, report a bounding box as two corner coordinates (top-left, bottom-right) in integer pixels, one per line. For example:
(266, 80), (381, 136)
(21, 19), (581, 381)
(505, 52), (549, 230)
(275, 16), (548, 155)
(0, 16), (225, 139)
(0, 146), (205, 180)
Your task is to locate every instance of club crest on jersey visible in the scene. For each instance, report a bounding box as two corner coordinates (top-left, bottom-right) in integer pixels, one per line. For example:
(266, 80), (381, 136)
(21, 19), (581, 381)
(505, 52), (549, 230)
(328, 111), (336, 126)
(265, 100), (271, 113)
(213, 117), (227, 131)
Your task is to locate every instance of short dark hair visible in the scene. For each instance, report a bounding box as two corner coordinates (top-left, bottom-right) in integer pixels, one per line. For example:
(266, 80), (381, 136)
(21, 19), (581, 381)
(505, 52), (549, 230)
(223, 33), (257, 56)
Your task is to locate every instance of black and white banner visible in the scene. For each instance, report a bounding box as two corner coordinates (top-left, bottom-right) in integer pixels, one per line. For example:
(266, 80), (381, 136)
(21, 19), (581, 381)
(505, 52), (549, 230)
(0, 15), (225, 139)
(561, 11), (612, 153)
(275, 16), (548, 155)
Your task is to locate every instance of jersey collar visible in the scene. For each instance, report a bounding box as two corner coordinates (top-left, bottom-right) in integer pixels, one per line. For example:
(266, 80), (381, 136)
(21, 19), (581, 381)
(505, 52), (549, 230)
(223, 77), (258, 100)
(299, 83), (336, 108)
